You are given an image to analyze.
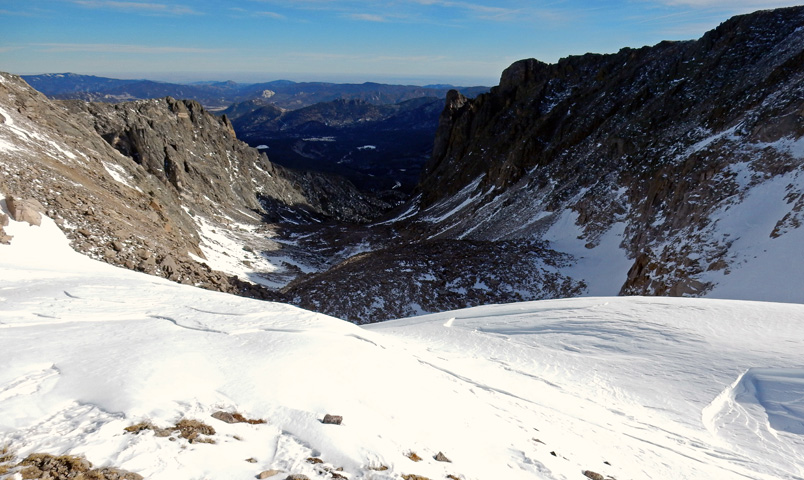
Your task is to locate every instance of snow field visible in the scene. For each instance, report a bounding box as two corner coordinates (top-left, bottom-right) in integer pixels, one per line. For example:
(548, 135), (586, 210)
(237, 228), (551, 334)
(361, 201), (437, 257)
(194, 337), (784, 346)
(1, 205), (803, 479)
(369, 299), (804, 479)
(700, 166), (804, 303)
(543, 210), (632, 297)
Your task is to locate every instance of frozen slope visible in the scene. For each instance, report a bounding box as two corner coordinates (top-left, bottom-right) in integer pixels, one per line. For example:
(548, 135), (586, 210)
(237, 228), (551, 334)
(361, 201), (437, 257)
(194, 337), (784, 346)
(1, 208), (803, 479)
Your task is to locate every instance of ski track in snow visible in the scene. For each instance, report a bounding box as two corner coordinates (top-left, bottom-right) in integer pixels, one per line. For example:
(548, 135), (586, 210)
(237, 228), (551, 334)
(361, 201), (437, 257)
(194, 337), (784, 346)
(1, 203), (804, 479)
(0, 366), (60, 403)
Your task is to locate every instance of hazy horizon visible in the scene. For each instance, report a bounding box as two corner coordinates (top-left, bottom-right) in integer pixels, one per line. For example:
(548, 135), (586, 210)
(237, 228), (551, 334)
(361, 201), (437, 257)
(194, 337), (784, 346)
(16, 70), (500, 88)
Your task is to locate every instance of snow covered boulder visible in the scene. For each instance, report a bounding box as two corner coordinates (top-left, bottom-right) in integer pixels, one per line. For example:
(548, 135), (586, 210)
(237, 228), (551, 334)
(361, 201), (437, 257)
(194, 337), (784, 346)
(6, 195), (44, 226)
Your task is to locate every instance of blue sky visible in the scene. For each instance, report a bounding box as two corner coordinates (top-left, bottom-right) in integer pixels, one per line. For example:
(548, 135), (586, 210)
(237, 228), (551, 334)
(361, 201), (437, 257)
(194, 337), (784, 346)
(1, 0), (802, 85)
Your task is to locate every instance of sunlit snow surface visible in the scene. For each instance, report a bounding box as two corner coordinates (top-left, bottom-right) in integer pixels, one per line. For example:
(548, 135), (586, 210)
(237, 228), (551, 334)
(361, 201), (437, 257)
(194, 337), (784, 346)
(1, 206), (803, 479)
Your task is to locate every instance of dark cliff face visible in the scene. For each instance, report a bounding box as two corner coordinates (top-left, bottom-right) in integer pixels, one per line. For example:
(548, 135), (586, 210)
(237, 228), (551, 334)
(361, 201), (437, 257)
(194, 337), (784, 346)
(422, 7), (804, 203)
(408, 6), (804, 297)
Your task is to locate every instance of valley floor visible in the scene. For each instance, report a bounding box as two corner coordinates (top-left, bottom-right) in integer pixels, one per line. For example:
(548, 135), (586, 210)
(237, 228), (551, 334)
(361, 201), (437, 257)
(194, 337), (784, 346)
(1, 209), (803, 479)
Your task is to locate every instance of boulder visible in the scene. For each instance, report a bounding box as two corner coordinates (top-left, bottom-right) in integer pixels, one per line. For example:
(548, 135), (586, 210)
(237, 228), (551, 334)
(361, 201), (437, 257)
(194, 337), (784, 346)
(434, 452), (451, 462)
(211, 411), (237, 424)
(321, 414), (342, 425)
(159, 254), (179, 276)
(6, 196), (44, 226)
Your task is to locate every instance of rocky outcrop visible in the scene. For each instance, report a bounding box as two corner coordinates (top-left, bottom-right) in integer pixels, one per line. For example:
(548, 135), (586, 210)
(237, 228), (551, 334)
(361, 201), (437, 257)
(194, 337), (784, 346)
(1, 72), (207, 285)
(257, 7), (804, 320)
(62, 96), (384, 224)
(0, 72), (382, 295)
(402, 6), (804, 299)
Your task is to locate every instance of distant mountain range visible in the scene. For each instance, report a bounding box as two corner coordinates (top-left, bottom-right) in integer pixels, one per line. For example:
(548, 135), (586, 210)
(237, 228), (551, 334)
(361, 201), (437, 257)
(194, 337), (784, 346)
(22, 73), (489, 196)
(224, 96), (446, 196)
(21, 73), (489, 110)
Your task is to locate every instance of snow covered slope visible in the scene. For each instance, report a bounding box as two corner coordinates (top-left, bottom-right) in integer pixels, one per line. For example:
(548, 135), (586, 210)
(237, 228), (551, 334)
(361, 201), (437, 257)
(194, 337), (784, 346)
(1, 206), (803, 479)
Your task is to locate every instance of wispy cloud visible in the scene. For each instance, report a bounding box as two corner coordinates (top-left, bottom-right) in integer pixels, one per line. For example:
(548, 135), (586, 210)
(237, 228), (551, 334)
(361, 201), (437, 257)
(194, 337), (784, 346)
(348, 13), (387, 22)
(228, 7), (284, 18)
(242, 0), (564, 24)
(411, 0), (527, 20)
(71, 1), (199, 15)
(370, 54), (449, 63)
(0, 9), (38, 16)
(254, 10), (285, 18)
(34, 43), (224, 54)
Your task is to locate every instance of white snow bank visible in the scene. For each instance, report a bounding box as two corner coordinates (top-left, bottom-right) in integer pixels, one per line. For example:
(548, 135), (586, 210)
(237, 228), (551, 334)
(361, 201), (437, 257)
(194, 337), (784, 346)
(736, 369), (804, 435)
(705, 367), (804, 437)
(371, 298), (804, 480)
(701, 169), (804, 304)
(544, 210), (632, 296)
